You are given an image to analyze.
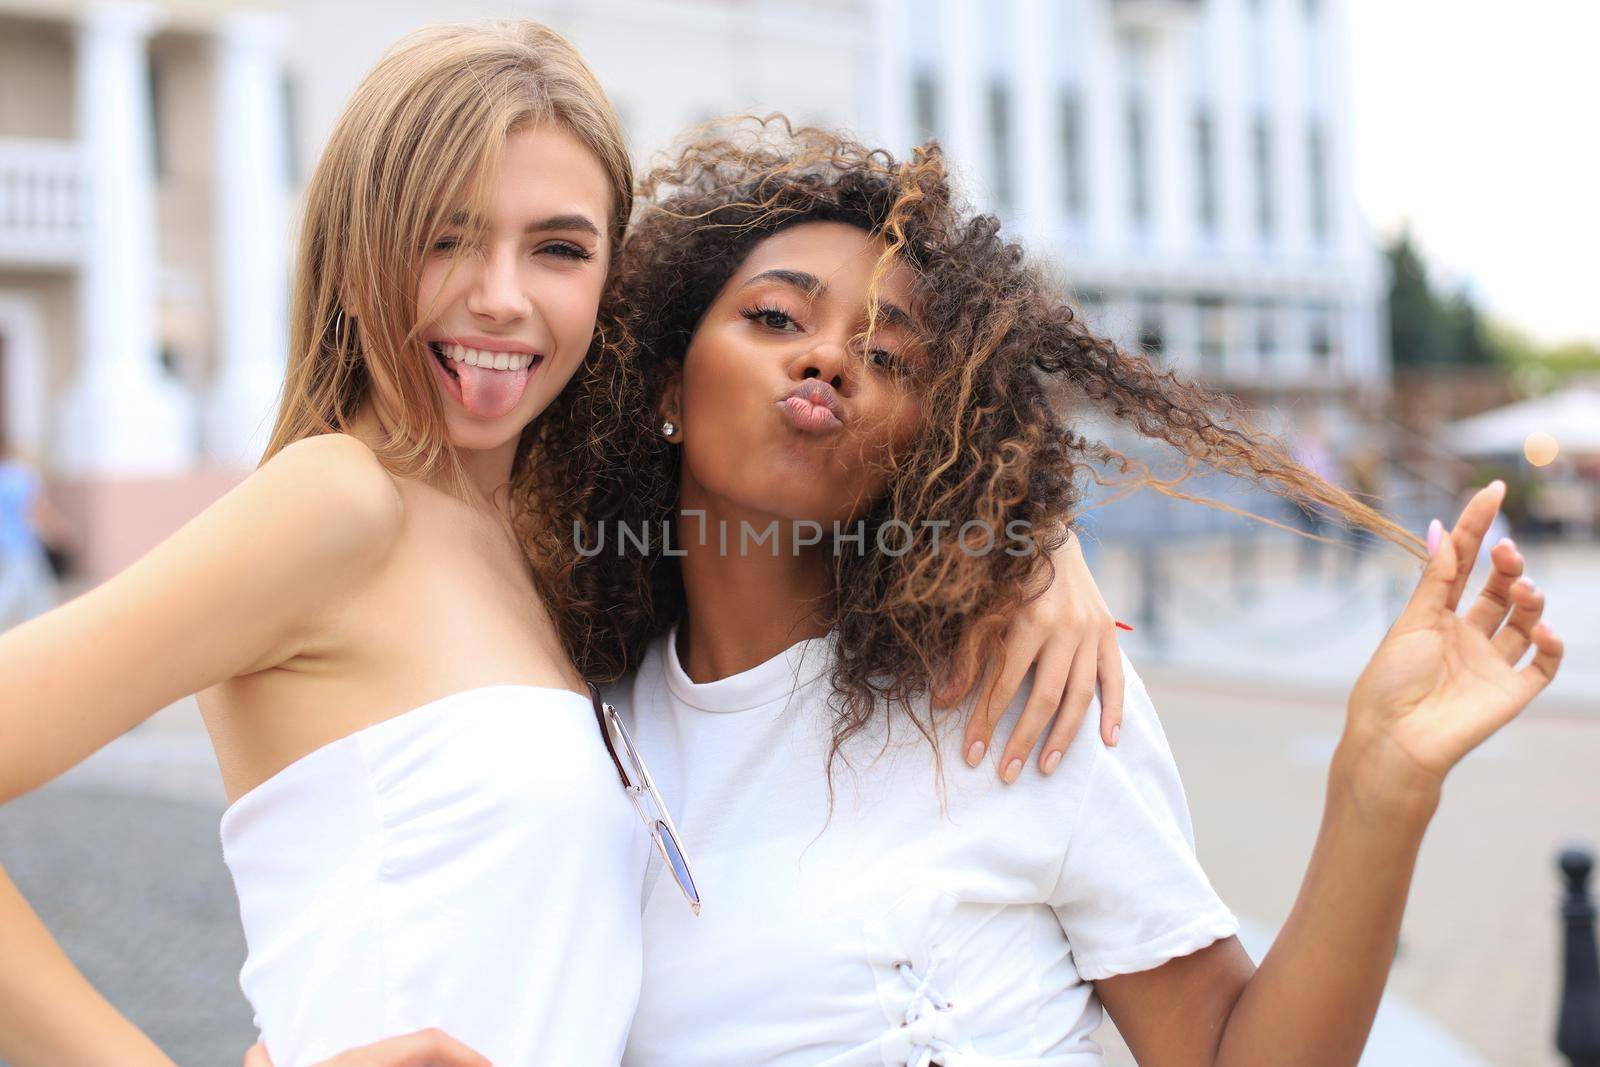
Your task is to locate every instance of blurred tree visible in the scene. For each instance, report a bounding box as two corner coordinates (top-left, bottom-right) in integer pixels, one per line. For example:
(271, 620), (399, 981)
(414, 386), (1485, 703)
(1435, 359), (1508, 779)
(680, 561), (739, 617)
(1387, 226), (1600, 380)
(1386, 227), (1498, 367)
(1386, 228), (1447, 367)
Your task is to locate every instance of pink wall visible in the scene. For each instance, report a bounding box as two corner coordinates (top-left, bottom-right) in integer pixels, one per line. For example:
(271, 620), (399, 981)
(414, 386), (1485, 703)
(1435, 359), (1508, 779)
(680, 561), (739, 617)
(51, 468), (249, 588)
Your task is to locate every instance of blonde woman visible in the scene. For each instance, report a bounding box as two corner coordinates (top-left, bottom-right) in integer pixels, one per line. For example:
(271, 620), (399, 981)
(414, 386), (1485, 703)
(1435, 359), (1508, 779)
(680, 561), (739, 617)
(0, 21), (1122, 1067)
(0, 21), (638, 1067)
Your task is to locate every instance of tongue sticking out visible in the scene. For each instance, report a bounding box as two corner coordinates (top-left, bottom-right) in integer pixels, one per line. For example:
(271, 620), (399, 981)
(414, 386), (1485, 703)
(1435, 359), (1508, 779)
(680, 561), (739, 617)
(454, 360), (534, 420)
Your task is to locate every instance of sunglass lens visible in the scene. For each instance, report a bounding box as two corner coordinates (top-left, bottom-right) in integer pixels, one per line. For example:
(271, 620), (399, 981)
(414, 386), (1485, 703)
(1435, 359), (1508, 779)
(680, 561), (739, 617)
(656, 821), (699, 907)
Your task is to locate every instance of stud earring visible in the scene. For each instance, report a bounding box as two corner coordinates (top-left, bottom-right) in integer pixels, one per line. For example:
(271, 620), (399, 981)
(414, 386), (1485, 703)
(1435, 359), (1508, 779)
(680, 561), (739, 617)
(660, 419), (677, 437)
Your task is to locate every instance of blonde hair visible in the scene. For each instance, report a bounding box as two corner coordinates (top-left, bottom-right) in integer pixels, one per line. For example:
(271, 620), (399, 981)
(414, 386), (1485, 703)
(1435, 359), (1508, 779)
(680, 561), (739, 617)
(263, 19), (632, 486)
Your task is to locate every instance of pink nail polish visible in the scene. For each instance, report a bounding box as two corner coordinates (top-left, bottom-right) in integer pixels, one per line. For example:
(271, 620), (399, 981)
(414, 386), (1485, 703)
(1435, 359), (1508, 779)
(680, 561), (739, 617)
(1043, 750), (1063, 774)
(1426, 519), (1443, 556)
(966, 740), (985, 767)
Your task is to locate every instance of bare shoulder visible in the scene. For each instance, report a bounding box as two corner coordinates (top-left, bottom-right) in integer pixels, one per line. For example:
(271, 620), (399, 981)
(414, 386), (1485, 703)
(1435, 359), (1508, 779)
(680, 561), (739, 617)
(251, 433), (405, 559)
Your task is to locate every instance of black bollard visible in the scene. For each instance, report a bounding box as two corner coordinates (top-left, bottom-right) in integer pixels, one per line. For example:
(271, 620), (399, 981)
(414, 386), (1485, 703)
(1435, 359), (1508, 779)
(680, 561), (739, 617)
(1558, 847), (1600, 1067)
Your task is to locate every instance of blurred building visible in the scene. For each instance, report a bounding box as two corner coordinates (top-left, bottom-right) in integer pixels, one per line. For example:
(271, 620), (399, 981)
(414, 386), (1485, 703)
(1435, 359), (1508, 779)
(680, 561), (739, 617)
(863, 0), (1387, 429)
(0, 0), (290, 576)
(0, 0), (1383, 578)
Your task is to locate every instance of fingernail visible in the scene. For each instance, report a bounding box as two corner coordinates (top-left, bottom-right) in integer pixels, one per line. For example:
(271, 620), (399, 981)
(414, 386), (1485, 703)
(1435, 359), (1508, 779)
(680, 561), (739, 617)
(1114, 620), (1135, 632)
(1043, 750), (1063, 774)
(1109, 724), (1121, 747)
(1500, 537), (1517, 551)
(1426, 519), (1443, 556)
(965, 740), (985, 767)
(1002, 758), (1022, 784)
(1489, 479), (1506, 494)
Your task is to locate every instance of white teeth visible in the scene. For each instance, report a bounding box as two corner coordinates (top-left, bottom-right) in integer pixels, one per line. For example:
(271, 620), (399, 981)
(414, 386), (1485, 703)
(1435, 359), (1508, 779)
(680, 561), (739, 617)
(439, 342), (537, 371)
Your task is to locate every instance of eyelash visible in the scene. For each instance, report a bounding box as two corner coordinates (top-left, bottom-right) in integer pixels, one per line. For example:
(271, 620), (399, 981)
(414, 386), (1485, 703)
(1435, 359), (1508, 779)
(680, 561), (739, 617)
(741, 304), (898, 369)
(742, 304), (799, 331)
(430, 236), (595, 262)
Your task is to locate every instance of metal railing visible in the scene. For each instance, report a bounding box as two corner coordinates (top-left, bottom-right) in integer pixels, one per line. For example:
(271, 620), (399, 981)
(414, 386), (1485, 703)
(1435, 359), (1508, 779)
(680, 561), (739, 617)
(0, 138), (84, 267)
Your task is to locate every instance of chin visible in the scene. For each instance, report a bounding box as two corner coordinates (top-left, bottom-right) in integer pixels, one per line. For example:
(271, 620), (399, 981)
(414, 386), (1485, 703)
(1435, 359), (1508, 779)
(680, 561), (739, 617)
(441, 411), (532, 454)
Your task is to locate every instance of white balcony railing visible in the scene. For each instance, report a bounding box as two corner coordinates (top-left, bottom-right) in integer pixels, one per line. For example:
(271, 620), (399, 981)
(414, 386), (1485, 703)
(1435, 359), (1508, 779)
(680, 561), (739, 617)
(0, 138), (84, 267)
(1112, 0), (1203, 31)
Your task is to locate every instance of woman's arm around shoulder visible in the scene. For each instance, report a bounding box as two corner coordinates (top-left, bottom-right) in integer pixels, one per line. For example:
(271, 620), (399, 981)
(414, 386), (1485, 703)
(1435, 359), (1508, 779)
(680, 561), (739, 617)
(0, 431), (403, 803)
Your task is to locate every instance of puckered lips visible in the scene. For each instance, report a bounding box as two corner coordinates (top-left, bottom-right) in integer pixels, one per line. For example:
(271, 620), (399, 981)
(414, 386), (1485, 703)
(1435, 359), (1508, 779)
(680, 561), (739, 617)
(778, 378), (846, 434)
(428, 336), (545, 420)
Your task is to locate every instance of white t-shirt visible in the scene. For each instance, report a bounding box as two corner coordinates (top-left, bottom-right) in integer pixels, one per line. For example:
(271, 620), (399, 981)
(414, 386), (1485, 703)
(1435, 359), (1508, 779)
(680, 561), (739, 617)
(610, 625), (1238, 1067)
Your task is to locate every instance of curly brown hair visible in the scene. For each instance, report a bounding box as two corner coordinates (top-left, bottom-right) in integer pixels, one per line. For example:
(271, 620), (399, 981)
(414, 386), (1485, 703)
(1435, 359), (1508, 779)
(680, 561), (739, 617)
(534, 117), (1421, 773)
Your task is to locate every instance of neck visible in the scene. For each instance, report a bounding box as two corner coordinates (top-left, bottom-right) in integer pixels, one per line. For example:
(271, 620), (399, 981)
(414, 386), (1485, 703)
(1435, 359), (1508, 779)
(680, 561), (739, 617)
(350, 402), (520, 513)
(674, 483), (834, 683)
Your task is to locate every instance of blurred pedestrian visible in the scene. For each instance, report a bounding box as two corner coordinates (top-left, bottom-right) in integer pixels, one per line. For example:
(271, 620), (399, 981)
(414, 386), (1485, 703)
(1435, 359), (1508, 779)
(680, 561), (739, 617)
(0, 446), (69, 629)
(1341, 443), (1385, 577)
(1290, 418), (1337, 579)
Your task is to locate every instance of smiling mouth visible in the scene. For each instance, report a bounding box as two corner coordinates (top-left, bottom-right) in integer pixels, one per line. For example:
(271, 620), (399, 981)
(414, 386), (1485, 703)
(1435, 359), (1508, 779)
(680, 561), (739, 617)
(427, 341), (545, 420)
(429, 341), (542, 377)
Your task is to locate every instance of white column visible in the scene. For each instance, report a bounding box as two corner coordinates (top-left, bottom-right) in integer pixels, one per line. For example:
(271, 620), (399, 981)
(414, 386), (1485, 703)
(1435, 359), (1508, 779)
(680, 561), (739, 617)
(937, 0), (986, 200)
(1012, 0), (1060, 252)
(57, 2), (196, 475)
(208, 10), (291, 467)
(1147, 26), (1190, 259)
(1324, 0), (1372, 269)
(1081, 0), (1126, 257)
(1212, 0), (1253, 260)
(1265, 0), (1308, 258)
(867, 0), (913, 156)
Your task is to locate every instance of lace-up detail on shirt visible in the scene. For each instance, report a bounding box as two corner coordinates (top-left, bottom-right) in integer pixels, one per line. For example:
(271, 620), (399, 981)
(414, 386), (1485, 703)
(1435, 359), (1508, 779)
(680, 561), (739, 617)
(896, 958), (956, 1067)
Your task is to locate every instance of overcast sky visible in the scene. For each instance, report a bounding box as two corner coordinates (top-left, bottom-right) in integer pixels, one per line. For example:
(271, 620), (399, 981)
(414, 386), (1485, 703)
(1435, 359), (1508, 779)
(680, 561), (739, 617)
(1347, 0), (1600, 345)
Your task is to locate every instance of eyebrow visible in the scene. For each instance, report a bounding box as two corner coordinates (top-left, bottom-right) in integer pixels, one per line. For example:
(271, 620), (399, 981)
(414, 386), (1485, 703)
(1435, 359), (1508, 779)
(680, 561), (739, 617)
(445, 211), (602, 238)
(740, 268), (915, 329)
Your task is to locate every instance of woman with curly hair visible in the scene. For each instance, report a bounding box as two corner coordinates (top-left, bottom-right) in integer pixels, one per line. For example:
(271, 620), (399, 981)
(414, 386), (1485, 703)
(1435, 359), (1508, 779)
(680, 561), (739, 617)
(540, 121), (1563, 1066)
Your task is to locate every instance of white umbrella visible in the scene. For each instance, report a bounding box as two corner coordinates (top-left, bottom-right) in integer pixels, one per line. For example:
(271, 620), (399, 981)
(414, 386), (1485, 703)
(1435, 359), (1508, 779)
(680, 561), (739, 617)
(1441, 386), (1600, 457)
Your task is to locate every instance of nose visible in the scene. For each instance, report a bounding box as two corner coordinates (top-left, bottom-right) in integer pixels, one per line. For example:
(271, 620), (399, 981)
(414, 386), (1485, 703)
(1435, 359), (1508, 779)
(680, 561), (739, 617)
(790, 336), (853, 393)
(465, 245), (532, 324)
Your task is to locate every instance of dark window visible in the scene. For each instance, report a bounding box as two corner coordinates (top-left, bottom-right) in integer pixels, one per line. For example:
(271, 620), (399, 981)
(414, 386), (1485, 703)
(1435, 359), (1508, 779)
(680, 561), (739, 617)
(1127, 95), (1149, 228)
(1310, 306), (1336, 362)
(147, 62), (165, 179)
(1138, 299), (1165, 358)
(912, 69), (940, 143)
(281, 72), (300, 184)
(1252, 115), (1274, 241)
(1198, 295), (1227, 369)
(988, 81), (1014, 210)
(1307, 120), (1330, 245)
(1256, 303), (1278, 358)
(1060, 90), (1085, 219)
(1195, 108), (1218, 236)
